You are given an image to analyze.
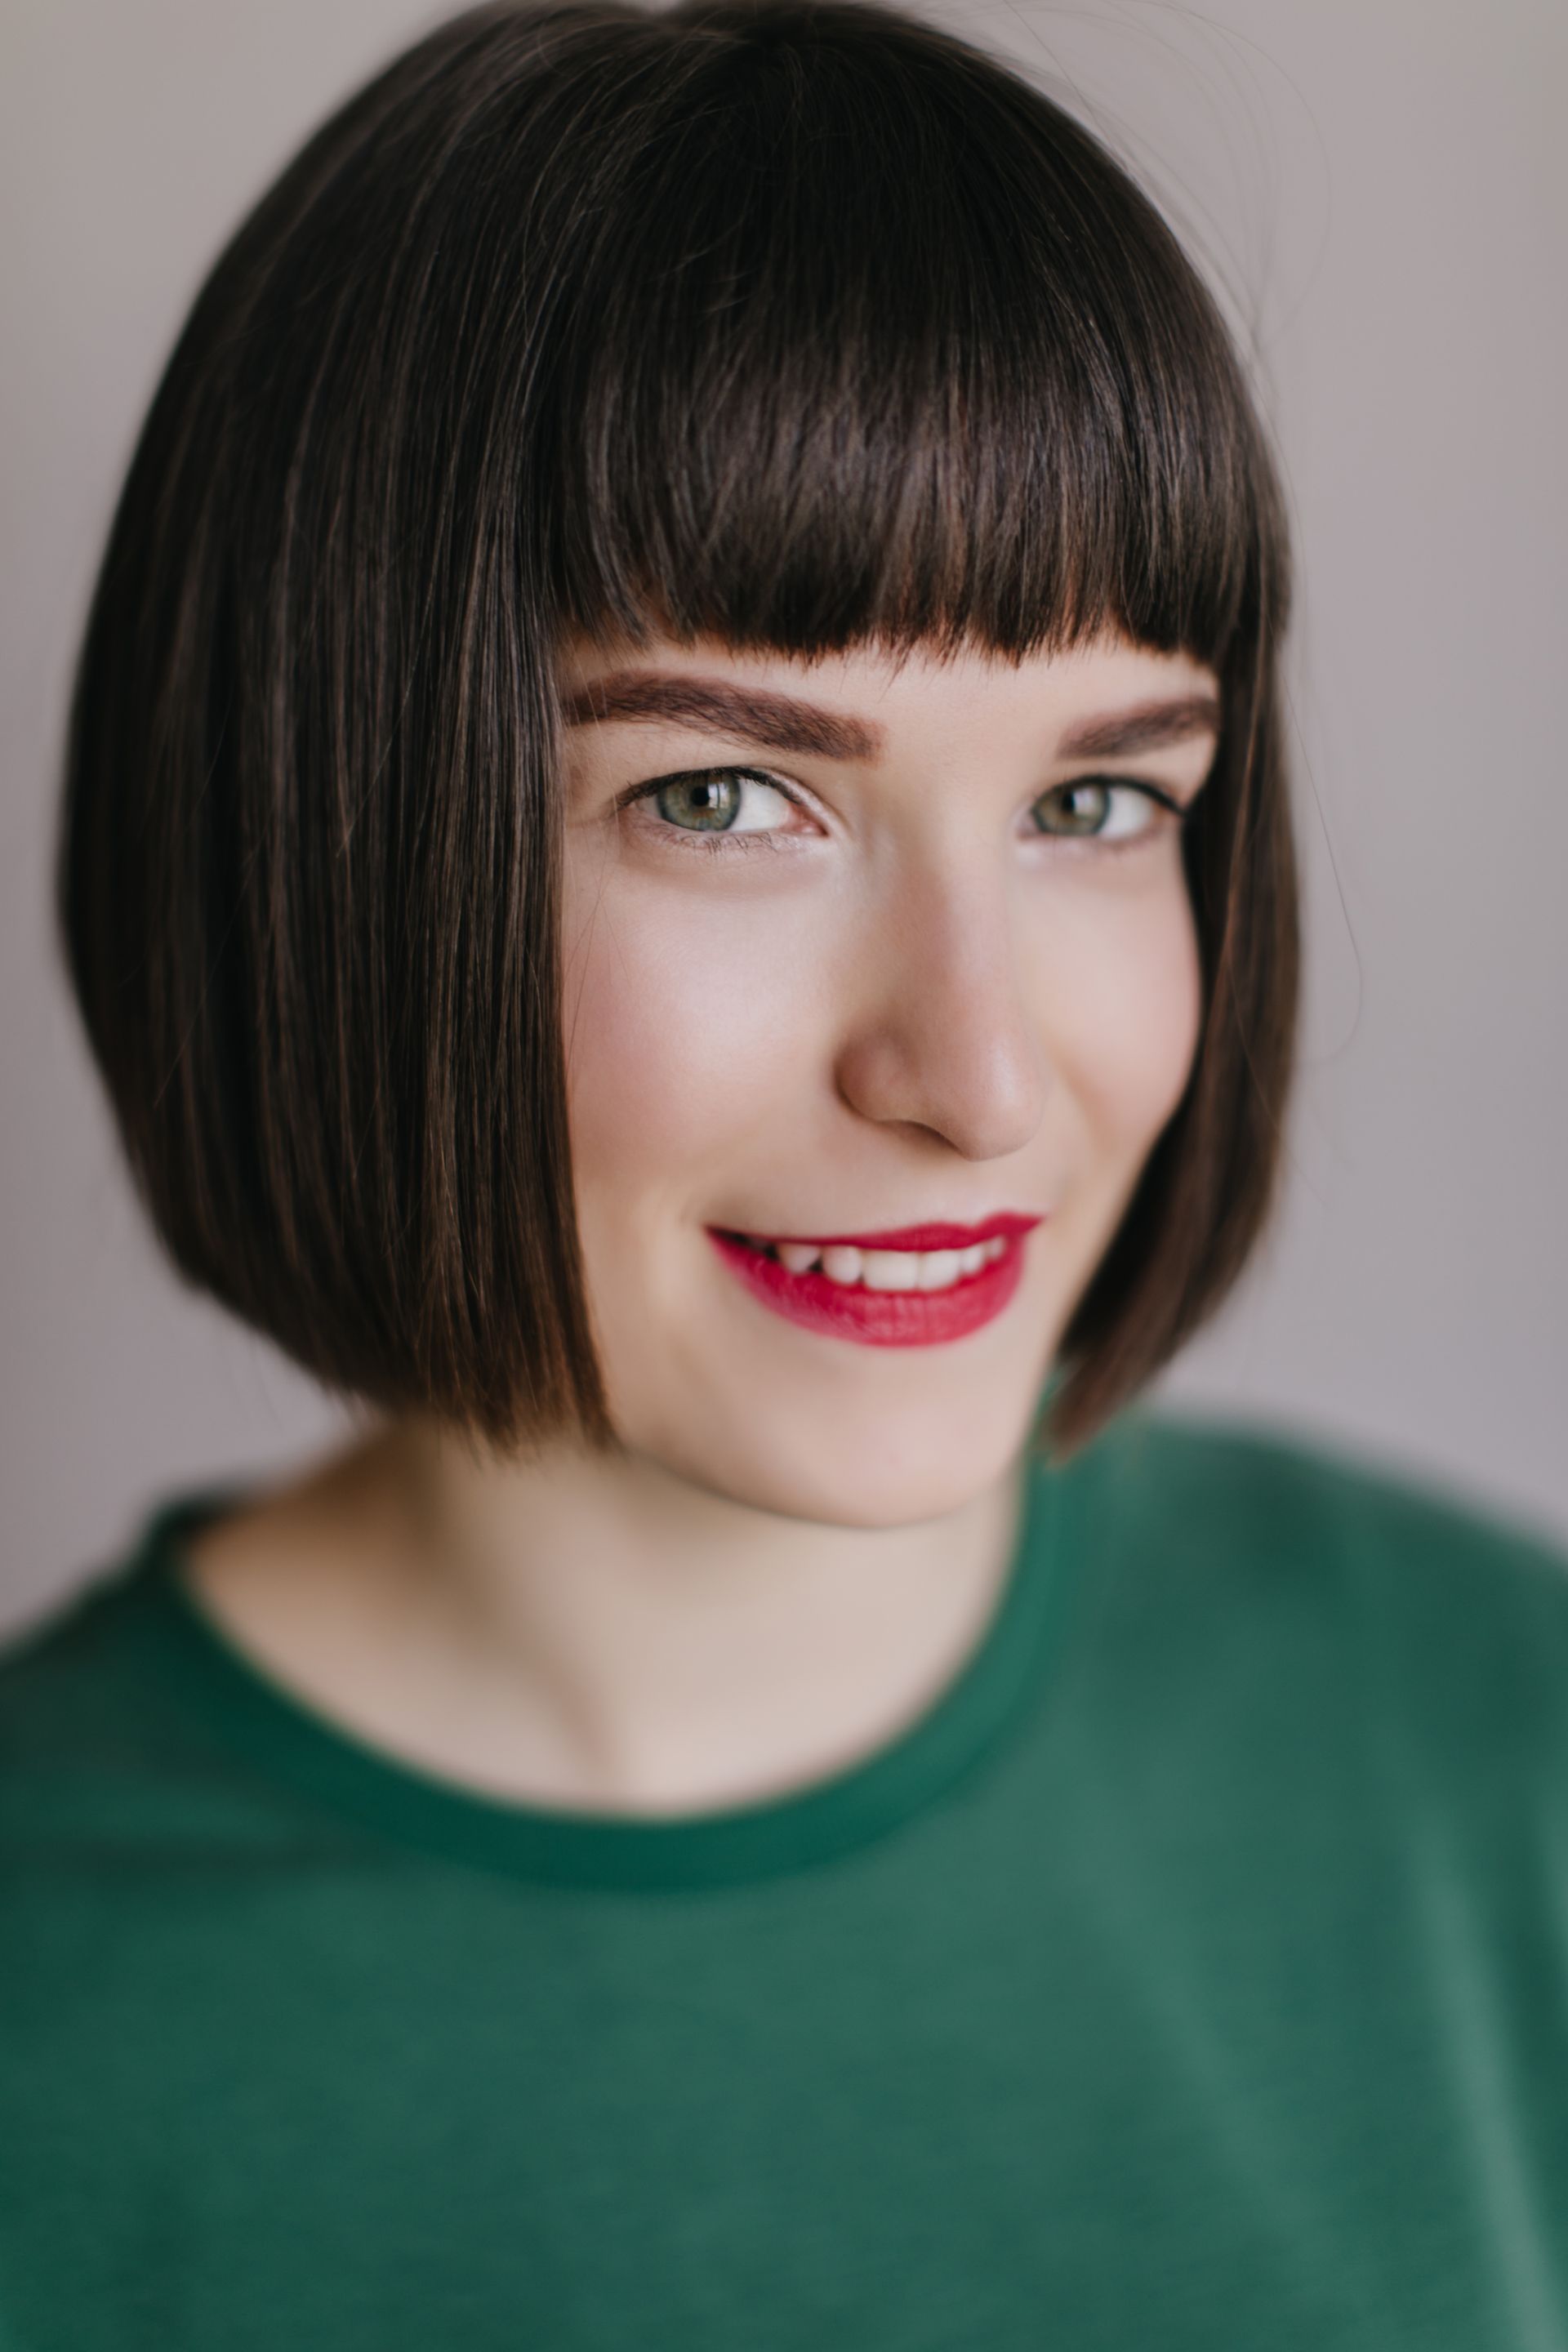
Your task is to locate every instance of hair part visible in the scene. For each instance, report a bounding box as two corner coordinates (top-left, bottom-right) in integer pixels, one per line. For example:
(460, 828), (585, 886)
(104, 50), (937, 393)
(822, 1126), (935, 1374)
(60, 0), (1298, 1459)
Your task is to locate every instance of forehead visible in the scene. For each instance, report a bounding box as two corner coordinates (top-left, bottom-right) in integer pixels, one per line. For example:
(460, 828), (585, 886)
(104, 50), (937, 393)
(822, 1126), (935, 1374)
(555, 629), (1222, 761)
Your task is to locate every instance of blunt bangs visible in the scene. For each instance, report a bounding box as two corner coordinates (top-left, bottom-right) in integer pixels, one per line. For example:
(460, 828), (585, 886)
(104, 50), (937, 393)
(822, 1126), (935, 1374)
(544, 2), (1275, 666)
(58, 0), (1298, 1457)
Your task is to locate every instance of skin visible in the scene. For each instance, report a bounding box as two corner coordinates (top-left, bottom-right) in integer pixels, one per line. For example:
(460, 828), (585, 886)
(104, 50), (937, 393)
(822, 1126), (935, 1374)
(185, 626), (1219, 1814)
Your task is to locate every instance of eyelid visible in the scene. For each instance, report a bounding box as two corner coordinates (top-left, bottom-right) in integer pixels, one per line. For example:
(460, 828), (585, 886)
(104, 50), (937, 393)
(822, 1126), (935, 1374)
(615, 765), (1189, 816)
(612, 765), (822, 855)
(612, 762), (1196, 855)
(1036, 775), (1192, 832)
(1054, 773), (1188, 814)
(613, 763), (810, 816)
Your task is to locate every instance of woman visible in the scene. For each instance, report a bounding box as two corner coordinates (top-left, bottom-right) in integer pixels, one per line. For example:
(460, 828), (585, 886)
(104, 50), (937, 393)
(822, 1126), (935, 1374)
(3, 0), (1565, 2342)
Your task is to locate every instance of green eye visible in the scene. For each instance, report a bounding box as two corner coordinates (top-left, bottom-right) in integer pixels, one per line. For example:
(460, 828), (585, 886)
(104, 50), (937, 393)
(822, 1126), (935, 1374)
(1031, 780), (1169, 842)
(642, 768), (799, 840)
(1036, 781), (1112, 836)
(653, 772), (747, 831)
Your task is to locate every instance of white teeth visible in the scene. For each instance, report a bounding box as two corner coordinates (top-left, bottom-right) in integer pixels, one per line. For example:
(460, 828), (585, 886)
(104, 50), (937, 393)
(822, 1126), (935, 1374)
(750, 1233), (1011, 1293)
(916, 1250), (962, 1290)
(861, 1250), (921, 1291)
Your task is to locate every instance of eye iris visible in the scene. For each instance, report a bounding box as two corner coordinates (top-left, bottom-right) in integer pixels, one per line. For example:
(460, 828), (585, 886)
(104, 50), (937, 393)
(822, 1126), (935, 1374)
(656, 773), (741, 831)
(1041, 781), (1111, 835)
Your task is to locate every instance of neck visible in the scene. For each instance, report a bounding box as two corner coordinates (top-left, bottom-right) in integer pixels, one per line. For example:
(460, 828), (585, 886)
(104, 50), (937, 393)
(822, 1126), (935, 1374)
(184, 1416), (1031, 1818)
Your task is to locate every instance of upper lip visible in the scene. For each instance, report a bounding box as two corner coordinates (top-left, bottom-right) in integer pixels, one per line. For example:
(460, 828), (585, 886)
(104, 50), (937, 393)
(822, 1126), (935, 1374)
(720, 1212), (1045, 1252)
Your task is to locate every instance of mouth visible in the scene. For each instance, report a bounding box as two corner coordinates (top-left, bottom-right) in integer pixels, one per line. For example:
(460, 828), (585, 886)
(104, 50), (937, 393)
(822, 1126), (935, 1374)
(706, 1214), (1043, 1348)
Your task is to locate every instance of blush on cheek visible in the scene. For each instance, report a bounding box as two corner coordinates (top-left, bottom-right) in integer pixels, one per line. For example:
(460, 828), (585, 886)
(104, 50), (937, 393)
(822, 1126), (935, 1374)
(1044, 888), (1204, 1161)
(1130, 934), (1205, 1131)
(562, 889), (807, 1203)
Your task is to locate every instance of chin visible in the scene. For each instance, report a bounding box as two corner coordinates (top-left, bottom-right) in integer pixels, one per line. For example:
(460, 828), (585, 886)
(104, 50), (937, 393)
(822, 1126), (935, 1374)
(653, 1396), (1045, 1531)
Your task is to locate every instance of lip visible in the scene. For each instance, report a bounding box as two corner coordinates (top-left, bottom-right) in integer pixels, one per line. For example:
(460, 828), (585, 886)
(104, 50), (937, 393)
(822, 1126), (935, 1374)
(706, 1216), (1042, 1349)
(736, 1212), (1044, 1253)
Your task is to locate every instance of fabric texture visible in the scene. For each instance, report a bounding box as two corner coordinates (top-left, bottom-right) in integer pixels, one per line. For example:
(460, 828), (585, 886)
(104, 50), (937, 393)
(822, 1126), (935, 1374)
(2, 1412), (1566, 2350)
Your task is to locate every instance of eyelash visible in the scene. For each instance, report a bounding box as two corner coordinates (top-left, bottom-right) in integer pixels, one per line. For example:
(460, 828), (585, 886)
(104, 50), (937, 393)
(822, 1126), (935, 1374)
(614, 766), (1190, 858)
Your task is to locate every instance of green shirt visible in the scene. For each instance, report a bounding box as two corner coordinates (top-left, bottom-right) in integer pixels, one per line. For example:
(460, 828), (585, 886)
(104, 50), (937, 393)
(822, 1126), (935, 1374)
(3, 1414), (1567, 2350)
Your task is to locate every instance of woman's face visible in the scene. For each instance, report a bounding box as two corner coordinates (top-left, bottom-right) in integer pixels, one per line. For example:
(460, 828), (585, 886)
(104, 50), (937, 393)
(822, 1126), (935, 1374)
(558, 626), (1218, 1527)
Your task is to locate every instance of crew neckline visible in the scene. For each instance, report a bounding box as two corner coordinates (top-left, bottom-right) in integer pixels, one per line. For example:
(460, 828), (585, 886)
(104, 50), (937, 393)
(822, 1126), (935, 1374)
(128, 1450), (1082, 1894)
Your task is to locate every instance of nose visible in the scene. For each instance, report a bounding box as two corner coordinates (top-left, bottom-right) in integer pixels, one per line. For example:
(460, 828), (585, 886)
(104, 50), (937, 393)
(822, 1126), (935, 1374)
(831, 853), (1050, 1160)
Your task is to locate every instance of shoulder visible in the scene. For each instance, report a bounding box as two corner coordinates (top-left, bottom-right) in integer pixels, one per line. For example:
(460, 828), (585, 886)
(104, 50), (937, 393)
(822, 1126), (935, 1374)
(1055, 1410), (1568, 1804)
(0, 1493), (285, 1852)
(1081, 1411), (1568, 1580)
(1080, 1408), (1568, 1610)
(0, 1539), (163, 1760)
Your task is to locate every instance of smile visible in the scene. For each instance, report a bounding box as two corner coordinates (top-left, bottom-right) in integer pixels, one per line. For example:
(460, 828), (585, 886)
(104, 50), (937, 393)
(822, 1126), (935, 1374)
(706, 1214), (1042, 1348)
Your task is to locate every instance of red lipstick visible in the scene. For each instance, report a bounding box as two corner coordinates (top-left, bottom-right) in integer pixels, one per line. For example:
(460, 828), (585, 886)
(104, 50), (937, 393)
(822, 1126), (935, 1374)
(705, 1213), (1043, 1348)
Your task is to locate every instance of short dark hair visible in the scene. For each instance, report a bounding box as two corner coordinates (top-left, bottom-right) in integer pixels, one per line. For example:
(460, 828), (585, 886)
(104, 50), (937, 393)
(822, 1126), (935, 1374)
(58, 0), (1297, 1458)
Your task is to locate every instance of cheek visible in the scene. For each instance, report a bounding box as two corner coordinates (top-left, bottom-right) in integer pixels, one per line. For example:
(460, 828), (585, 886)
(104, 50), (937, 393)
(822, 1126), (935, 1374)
(1029, 866), (1203, 1160)
(561, 875), (814, 1210)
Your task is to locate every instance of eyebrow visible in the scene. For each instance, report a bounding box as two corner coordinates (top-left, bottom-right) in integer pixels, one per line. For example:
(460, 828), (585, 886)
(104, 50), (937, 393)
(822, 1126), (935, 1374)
(560, 670), (1221, 764)
(1055, 693), (1222, 759)
(561, 673), (883, 761)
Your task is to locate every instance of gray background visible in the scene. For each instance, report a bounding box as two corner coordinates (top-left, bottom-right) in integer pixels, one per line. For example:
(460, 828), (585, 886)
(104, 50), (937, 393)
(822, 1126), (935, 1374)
(2, 0), (1564, 1637)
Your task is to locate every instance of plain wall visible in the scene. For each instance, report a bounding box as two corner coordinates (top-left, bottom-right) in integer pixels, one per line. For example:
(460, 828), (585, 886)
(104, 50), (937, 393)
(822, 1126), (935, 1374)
(2, 0), (1564, 1635)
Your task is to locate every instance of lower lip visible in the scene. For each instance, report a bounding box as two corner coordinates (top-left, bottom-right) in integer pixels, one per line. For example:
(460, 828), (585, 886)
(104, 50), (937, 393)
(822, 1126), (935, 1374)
(706, 1229), (1032, 1348)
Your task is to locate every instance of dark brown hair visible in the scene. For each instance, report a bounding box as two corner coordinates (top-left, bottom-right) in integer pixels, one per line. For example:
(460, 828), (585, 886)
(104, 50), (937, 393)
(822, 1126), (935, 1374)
(58, 0), (1297, 1457)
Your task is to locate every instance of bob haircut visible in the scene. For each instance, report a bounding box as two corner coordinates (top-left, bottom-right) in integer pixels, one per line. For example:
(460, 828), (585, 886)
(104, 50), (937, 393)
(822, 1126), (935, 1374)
(59, 0), (1297, 1458)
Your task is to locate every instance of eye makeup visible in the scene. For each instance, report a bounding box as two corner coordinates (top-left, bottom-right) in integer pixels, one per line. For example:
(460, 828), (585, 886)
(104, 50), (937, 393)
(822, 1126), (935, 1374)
(611, 764), (1192, 860)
